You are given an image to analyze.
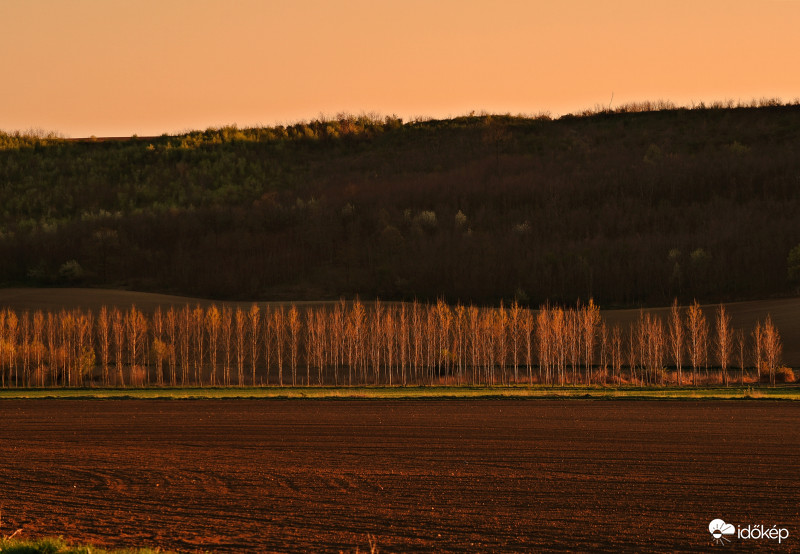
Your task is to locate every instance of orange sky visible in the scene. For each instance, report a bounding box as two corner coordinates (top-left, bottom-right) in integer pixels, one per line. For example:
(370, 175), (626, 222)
(2, 0), (799, 137)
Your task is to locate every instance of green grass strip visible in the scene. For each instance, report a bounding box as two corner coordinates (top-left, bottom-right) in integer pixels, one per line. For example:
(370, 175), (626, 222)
(0, 536), (170, 554)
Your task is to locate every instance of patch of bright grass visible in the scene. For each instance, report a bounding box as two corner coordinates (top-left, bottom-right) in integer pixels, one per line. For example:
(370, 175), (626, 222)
(0, 536), (169, 554)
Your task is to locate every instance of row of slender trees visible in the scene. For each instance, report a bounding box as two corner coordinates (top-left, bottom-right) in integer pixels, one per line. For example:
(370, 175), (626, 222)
(0, 299), (786, 388)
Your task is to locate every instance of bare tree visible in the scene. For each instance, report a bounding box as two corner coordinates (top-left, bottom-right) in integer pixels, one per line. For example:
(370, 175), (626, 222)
(351, 300), (366, 385)
(480, 309), (495, 385)
(165, 307), (178, 386)
(0, 311), (6, 388)
(75, 311), (94, 386)
(372, 300), (384, 384)
(20, 312), (30, 387)
(46, 312), (57, 386)
(535, 307), (550, 385)
(345, 306), (356, 386)
(221, 306), (232, 386)
(509, 301), (521, 383)
(468, 305), (480, 385)
(735, 329), (746, 386)
(636, 311), (647, 385)
(246, 304), (260, 386)
(438, 300), (453, 382)
(668, 299), (684, 386)
(6, 312), (18, 387)
(686, 300), (705, 386)
(699, 314), (709, 382)
(762, 316), (782, 386)
(96, 307), (110, 386)
(553, 307), (567, 385)
(332, 301), (344, 385)
(126, 307), (147, 386)
(64, 311), (74, 385)
(192, 305), (205, 386)
(715, 304), (732, 386)
(305, 308), (315, 385)
(426, 307), (437, 384)
(495, 303), (508, 385)
(384, 309), (396, 385)
(152, 307), (165, 385)
(234, 308), (246, 387)
(32, 311), (45, 386)
(399, 304), (409, 385)
(752, 322), (763, 383)
(598, 321), (608, 383)
(273, 307), (287, 386)
(179, 305), (191, 385)
(522, 308), (534, 385)
(567, 310), (580, 384)
(582, 299), (600, 384)
(112, 309), (125, 387)
(315, 309), (326, 385)
(648, 315), (665, 385)
(205, 306), (221, 386)
(611, 325), (622, 385)
(627, 324), (638, 385)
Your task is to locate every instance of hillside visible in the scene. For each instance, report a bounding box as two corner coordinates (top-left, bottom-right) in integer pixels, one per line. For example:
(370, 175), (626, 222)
(2, 101), (800, 305)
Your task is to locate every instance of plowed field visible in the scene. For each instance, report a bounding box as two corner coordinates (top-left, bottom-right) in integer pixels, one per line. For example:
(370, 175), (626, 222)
(0, 400), (797, 552)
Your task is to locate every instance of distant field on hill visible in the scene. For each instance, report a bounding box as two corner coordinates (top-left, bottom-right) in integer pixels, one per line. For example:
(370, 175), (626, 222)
(0, 287), (336, 312)
(1, 287), (798, 366)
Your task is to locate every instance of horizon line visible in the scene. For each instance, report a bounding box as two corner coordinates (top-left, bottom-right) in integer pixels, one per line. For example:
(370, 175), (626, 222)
(4, 96), (799, 140)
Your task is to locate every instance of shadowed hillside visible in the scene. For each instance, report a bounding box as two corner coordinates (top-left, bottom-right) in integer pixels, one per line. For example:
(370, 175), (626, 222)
(2, 101), (800, 305)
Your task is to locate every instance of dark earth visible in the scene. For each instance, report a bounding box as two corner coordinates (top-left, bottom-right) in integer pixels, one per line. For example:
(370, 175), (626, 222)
(0, 399), (798, 552)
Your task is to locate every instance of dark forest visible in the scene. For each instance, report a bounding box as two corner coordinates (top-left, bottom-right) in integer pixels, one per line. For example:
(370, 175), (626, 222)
(2, 101), (799, 306)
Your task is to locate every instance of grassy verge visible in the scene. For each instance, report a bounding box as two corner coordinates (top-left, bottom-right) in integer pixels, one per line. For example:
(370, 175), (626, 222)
(0, 385), (798, 400)
(0, 536), (169, 553)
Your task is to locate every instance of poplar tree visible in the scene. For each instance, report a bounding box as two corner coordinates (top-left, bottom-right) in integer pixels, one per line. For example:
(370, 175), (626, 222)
(112, 309), (125, 387)
(716, 304), (732, 386)
(582, 299), (600, 384)
(205, 305), (221, 386)
(98, 307), (110, 386)
(668, 300), (684, 385)
(763, 316), (782, 386)
(248, 304), (260, 385)
(221, 306), (232, 386)
(235, 307), (245, 386)
(288, 305), (300, 386)
(166, 307), (178, 386)
(32, 311), (44, 386)
(686, 301), (706, 386)
(273, 307), (286, 386)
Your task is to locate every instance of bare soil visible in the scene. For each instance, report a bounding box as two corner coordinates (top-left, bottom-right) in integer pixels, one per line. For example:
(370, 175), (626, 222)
(0, 400), (797, 552)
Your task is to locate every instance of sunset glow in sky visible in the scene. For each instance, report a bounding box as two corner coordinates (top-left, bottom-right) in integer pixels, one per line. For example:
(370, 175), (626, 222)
(2, 0), (799, 137)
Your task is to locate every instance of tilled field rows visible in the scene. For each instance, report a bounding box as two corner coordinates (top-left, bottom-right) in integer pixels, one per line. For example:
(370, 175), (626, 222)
(0, 400), (798, 552)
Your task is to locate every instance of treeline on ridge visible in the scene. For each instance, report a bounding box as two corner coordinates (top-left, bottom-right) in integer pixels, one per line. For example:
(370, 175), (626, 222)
(1, 101), (800, 305)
